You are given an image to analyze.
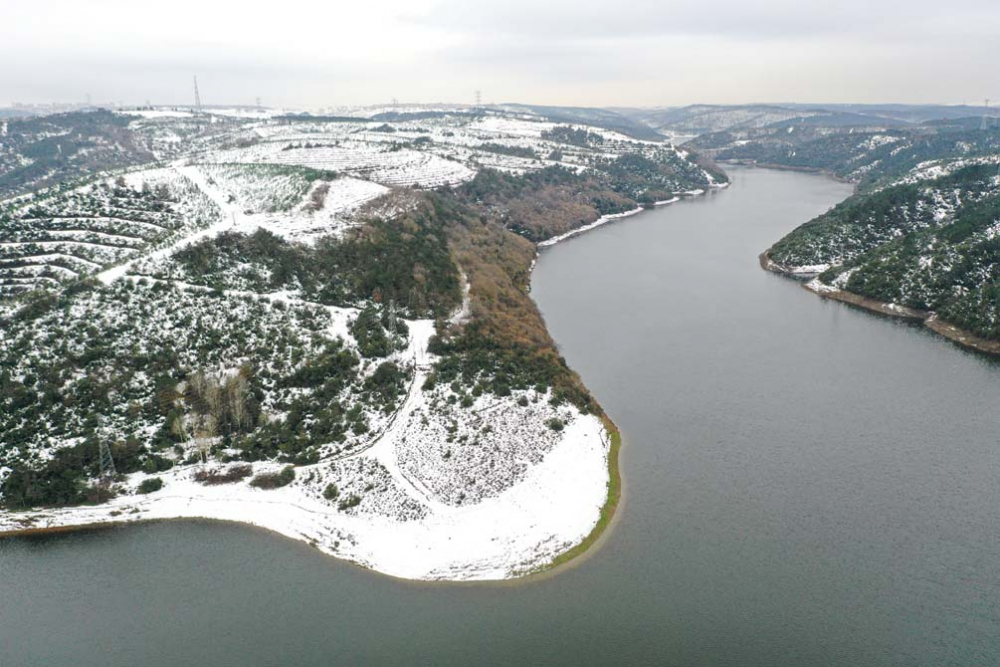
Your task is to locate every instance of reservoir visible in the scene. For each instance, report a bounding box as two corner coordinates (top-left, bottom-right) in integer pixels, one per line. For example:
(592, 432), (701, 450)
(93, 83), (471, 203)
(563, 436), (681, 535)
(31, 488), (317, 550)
(3, 167), (998, 666)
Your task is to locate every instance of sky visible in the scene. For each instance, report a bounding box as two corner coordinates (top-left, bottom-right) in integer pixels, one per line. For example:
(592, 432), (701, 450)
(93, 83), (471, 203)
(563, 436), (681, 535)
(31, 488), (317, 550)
(3, 0), (999, 109)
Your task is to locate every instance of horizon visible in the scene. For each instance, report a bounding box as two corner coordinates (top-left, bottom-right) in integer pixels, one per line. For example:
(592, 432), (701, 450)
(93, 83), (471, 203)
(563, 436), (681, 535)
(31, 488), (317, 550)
(4, 0), (998, 109)
(3, 99), (998, 113)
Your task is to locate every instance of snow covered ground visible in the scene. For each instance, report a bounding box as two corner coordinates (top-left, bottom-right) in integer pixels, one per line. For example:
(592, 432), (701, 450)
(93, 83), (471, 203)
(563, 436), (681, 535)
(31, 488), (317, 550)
(0, 313), (611, 581)
(2, 106), (678, 580)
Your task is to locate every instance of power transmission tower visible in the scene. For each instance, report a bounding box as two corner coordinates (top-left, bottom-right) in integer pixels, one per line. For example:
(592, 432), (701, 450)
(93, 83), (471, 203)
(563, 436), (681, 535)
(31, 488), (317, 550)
(194, 76), (203, 112)
(475, 90), (482, 107)
(98, 440), (117, 480)
(982, 99), (991, 131)
(255, 96), (262, 110)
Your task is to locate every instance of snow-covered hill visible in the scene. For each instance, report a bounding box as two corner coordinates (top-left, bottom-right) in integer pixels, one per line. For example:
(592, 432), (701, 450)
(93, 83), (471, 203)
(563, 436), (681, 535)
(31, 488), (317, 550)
(3, 107), (721, 579)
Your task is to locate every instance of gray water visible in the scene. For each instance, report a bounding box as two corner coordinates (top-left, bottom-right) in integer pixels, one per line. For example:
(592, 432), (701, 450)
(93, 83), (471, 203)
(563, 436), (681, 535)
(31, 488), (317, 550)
(2, 167), (999, 667)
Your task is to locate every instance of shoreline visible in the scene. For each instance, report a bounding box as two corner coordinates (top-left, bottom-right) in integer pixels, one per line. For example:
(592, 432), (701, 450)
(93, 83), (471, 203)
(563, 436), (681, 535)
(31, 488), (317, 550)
(2, 169), (724, 583)
(0, 396), (614, 583)
(759, 250), (1000, 356)
(537, 183), (729, 249)
(1, 277), (628, 586)
(0, 423), (623, 588)
(534, 415), (623, 579)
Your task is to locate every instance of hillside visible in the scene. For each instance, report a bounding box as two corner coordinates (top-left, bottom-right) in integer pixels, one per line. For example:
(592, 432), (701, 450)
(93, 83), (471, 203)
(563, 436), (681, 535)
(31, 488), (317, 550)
(0, 110), (155, 197)
(763, 159), (1000, 353)
(621, 104), (827, 138)
(688, 119), (1000, 187)
(0, 107), (723, 579)
(621, 103), (997, 140)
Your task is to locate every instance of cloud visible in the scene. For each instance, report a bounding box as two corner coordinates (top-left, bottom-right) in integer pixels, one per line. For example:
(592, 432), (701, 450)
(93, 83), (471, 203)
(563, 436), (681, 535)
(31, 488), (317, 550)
(416, 0), (999, 41)
(1, 0), (998, 107)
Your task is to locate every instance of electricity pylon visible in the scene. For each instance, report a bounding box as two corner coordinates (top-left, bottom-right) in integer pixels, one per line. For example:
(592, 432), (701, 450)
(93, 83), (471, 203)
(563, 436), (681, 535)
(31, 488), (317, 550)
(194, 76), (203, 113)
(98, 440), (117, 480)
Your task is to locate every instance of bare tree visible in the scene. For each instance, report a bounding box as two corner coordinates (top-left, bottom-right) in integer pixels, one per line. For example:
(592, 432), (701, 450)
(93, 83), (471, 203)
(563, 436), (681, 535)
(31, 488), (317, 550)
(227, 372), (250, 431)
(204, 379), (224, 426)
(194, 414), (217, 464)
(170, 414), (189, 443)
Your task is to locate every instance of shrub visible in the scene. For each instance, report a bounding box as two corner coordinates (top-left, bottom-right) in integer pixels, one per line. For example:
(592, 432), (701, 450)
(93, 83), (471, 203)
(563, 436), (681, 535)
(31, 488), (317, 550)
(194, 464), (253, 485)
(137, 477), (163, 494)
(546, 417), (565, 432)
(338, 494), (362, 510)
(250, 465), (296, 489)
(323, 483), (339, 500)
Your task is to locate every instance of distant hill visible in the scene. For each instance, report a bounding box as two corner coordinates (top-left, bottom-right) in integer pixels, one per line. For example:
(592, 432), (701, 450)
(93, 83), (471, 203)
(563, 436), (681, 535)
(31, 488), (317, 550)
(0, 110), (154, 197)
(780, 103), (995, 125)
(616, 104), (829, 137)
(687, 117), (1000, 188)
(500, 103), (666, 141)
(617, 103), (998, 140)
(0, 109), (36, 120)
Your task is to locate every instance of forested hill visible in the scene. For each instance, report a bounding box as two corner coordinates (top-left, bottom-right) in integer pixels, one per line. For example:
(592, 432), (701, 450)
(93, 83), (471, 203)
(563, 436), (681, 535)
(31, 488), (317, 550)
(766, 160), (1000, 345)
(0, 111), (155, 197)
(689, 120), (1000, 189)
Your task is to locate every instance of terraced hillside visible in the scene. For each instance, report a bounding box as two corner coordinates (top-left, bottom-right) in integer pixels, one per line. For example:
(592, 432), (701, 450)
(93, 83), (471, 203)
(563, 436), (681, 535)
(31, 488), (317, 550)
(0, 169), (220, 295)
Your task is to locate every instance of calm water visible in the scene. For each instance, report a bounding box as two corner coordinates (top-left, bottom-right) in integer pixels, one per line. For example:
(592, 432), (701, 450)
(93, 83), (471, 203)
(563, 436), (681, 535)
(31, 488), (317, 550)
(3, 167), (999, 666)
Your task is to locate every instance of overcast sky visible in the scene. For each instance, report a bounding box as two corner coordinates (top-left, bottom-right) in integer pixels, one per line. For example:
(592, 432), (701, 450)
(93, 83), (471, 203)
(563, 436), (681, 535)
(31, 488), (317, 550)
(3, 0), (999, 109)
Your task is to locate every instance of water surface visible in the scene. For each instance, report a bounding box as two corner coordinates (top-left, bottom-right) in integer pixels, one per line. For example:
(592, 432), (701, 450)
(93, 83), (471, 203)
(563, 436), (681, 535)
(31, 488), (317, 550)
(3, 167), (999, 666)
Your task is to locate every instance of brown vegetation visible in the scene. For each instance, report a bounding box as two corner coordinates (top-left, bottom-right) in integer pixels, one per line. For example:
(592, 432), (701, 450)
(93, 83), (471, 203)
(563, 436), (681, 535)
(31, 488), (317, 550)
(304, 181), (330, 212)
(193, 464), (253, 485)
(431, 190), (598, 412)
(456, 168), (632, 242)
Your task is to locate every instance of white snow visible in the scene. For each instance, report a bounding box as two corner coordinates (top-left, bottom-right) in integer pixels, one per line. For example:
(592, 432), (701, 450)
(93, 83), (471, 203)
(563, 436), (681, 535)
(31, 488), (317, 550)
(787, 263), (831, 276)
(96, 164), (239, 284)
(0, 315), (612, 581)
